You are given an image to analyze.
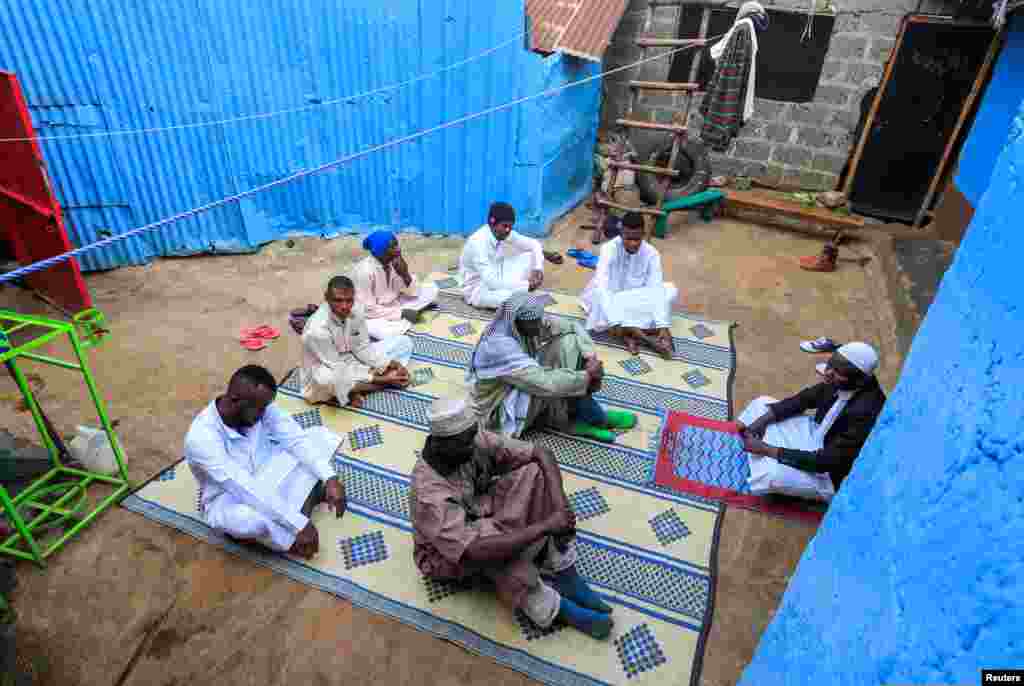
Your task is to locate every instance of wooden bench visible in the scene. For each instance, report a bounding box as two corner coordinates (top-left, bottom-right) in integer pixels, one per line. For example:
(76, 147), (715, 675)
(653, 189), (726, 238)
(722, 190), (865, 237)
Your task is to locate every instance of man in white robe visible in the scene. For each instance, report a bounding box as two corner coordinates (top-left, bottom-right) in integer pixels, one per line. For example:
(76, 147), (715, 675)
(460, 201), (545, 309)
(301, 275), (414, 409)
(736, 342), (887, 501)
(185, 365), (347, 559)
(580, 212), (678, 358)
(352, 230), (438, 340)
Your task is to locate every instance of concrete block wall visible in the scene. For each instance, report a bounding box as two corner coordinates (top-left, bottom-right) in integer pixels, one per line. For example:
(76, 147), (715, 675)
(602, 0), (961, 191)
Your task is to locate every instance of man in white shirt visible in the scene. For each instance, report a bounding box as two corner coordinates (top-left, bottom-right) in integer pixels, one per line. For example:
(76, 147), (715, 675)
(185, 365), (347, 559)
(352, 230), (438, 340)
(580, 212), (678, 358)
(459, 202), (545, 309)
(301, 275), (413, 409)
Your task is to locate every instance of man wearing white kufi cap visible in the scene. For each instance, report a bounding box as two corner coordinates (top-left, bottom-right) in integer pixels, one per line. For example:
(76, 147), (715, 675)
(410, 395), (616, 640)
(735, 342), (887, 500)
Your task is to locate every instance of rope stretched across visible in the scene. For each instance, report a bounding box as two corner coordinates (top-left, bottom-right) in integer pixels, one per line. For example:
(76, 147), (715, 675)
(0, 38), (712, 285)
(0, 31), (526, 144)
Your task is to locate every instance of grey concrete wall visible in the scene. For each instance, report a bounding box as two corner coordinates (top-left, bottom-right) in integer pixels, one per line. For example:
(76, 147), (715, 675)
(601, 0), (962, 191)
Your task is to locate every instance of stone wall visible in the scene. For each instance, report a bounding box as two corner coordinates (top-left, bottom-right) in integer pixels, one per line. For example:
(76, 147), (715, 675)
(602, 0), (961, 191)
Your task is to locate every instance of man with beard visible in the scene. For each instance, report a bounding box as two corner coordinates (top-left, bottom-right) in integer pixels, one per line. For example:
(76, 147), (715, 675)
(736, 342), (886, 494)
(352, 230), (438, 340)
(185, 365), (347, 560)
(410, 395), (615, 639)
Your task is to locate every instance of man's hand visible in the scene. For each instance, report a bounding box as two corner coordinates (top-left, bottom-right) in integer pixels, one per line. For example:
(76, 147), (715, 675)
(324, 477), (347, 519)
(289, 522), (320, 559)
(348, 391), (365, 409)
(544, 508), (577, 537)
(584, 357), (604, 393)
(741, 433), (778, 458)
(742, 414), (771, 440)
(527, 269), (544, 291)
(393, 255), (412, 285)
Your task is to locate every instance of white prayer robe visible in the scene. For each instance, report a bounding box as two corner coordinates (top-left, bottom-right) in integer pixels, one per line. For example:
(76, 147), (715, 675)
(185, 401), (340, 551)
(351, 255), (439, 340)
(459, 224), (544, 308)
(738, 395), (847, 502)
(580, 237), (678, 331)
(300, 303), (413, 405)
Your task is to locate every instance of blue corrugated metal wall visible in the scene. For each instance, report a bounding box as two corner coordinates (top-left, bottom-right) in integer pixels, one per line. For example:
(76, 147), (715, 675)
(0, 0), (601, 271)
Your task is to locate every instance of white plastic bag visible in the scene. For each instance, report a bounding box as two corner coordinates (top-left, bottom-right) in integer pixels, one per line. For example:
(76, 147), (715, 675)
(68, 425), (118, 476)
(747, 455), (835, 502)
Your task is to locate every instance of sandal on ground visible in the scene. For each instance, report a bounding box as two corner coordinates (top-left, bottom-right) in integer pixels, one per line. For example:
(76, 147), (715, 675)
(240, 337), (267, 351)
(800, 336), (840, 354)
(241, 325), (281, 340)
(543, 250), (564, 265)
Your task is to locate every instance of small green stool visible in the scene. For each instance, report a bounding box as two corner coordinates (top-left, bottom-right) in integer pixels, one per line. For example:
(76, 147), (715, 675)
(653, 189), (725, 238)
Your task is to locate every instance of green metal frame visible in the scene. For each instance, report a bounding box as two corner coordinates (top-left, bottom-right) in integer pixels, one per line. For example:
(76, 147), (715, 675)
(0, 309), (129, 566)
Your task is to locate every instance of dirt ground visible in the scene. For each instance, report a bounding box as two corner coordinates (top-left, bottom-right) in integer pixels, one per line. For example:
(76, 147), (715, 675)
(0, 202), (905, 686)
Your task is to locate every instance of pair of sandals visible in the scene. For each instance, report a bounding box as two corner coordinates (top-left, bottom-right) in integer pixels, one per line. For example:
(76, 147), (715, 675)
(240, 325), (281, 350)
(566, 248), (598, 269)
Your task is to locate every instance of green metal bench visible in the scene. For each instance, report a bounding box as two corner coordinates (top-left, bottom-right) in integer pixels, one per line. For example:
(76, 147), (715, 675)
(653, 189), (725, 238)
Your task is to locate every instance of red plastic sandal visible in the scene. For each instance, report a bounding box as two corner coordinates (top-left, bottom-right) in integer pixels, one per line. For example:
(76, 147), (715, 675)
(241, 325), (281, 340)
(240, 337), (267, 351)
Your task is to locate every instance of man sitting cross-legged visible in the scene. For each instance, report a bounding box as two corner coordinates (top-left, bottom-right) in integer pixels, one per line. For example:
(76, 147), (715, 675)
(460, 201), (546, 309)
(301, 275), (413, 409)
(736, 342), (887, 498)
(468, 292), (638, 444)
(410, 395), (614, 640)
(580, 211), (679, 359)
(352, 230), (438, 340)
(185, 365), (347, 560)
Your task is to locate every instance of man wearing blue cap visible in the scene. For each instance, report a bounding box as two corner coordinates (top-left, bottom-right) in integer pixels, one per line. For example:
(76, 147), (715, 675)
(353, 230), (438, 340)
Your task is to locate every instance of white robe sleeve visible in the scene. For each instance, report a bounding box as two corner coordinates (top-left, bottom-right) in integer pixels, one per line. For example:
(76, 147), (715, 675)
(645, 247), (665, 289)
(185, 433), (309, 534)
(302, 322), (375, 401)
(507, 231), (544, 272)
(467, 238), (529, 292)
(264, 405), (338, 482)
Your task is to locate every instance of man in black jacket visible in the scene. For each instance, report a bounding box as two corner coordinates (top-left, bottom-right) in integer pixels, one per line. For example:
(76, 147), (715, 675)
(736, 342), (886, 493)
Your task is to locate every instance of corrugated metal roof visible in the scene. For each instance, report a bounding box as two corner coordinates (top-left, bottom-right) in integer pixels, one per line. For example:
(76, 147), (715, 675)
(0, 0), (600, 270)
(526, 0), (581, 53)
(555, 0), (632, 62)
(526, 0), (630, 61)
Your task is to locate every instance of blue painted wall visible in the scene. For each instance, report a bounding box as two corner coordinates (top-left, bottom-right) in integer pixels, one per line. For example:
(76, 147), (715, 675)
(956, 13), (1024, 207)
(739, 22), (1024, 686)
(0, 1), (600, 271)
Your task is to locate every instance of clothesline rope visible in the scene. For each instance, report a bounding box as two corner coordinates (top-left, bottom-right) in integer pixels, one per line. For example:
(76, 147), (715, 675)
(0, 31), (526, 143)
(0, 37), (718, 286)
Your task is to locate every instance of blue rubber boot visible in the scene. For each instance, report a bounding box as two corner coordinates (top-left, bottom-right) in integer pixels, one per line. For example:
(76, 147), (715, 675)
(552, 566), (613, 614)
(557, 596), (613, 640)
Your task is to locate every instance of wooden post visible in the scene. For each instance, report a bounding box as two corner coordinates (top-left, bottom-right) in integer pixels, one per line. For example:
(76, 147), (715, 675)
(912, 29), (1004, 228)
(841, 16), (910, 198)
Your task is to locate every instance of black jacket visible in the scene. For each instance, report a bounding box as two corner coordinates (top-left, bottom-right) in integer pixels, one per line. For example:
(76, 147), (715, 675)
(767, 377), (886, 489)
